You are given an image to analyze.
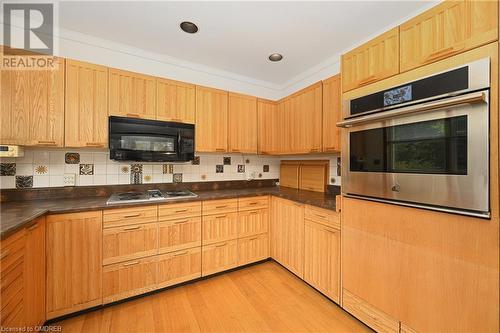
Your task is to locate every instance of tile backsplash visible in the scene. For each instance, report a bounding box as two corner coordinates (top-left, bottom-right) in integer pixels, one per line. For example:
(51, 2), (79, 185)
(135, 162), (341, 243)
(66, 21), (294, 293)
(0, 149), (280, 189)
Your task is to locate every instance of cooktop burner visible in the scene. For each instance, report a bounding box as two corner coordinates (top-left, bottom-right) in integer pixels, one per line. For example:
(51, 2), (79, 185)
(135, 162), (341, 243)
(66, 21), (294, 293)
(107, 189), (197, 205)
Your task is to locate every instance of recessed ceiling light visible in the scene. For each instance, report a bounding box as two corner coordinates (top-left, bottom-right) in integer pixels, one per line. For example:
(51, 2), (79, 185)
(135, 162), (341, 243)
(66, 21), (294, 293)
(268, 53), (283, 62)
(180, 21), (198, 34)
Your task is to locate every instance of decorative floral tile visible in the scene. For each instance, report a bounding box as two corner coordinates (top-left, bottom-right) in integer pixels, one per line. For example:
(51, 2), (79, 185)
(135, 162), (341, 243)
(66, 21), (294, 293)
(120, 166), (130, 174)
(131, 164), (143, 174)
(237, 165), (245, 173)
(0, 163), (16, 176)
(191, 156), (200, 165)
(65, 152), (80, 164)
(130, 172), (142, 184)
(79, 164), (94, 175)
(216, 165), (224, 173)
(15, 175), (33, 189)
(263, 165), (269, 172)
(35, 165), (48, 175)
(173, 173), (183, 183)
(223, 157), (231, 165)
(163, 164), (173, 174)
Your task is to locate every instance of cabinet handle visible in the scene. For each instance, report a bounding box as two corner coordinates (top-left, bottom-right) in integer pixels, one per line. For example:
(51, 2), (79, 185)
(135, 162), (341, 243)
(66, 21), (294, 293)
(215, 205), (227, 209)
(122, 261), (140, 267)
(425, 45), (464, 63)
(172, 118), (183, 122)
(248, 202), (258, 205)
(36, 140), (57, 146)
(174, 251), (189, 256)
(357, 75), (377, 86)
(123, 225), (141, 231)
(215, 148), (226, 152)
(126, 113), (141, 118)
(231, 149), (241, 152)
(26, 223), (39, 231)
(123, 213), (141, 218)
(175, 209), (188, 213)
(248, 237), (258, 241)
(174, 219), (189, 224)
(85, 142), (104, 147)
(215, 214), (228, 219)
(324, 147), (339, 151)
(215, 243), (227, 248)
(314, 213), (327, 219)
(0, 249), (10, 260)
(309, 148), (320, 152)
(260, 151), (269, 155)
(249, 211), (259, 215)
(325, 229), (338, 234)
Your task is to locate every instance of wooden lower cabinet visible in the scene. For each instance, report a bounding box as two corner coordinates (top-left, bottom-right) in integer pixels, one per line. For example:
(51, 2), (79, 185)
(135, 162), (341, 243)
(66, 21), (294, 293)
(46, 212), (103, 319)
(304, 220), (340, 303)
(202, 240), (238, 276)
(237, 233), (269, 266)
(158, 217), (201, 253)
(157, 247), (202, 289)
(237, 209), (268, 238)
(103, 256), (158, 304)
(102, 223), (159, 265)
(202, 212), (238, 245)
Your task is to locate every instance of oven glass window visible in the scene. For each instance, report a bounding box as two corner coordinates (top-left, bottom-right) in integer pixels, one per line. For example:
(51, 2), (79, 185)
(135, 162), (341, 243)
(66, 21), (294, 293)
(350, 116), (467, 174)
(112, 135), (176, 152)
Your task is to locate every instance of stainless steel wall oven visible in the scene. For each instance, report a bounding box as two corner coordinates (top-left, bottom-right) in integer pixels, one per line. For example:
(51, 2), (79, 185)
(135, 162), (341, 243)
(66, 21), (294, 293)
(339, 59), (490, 218)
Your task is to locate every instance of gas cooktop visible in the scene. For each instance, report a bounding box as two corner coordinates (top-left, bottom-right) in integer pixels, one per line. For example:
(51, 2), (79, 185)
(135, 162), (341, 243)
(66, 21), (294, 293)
(106, 189), (197, 205)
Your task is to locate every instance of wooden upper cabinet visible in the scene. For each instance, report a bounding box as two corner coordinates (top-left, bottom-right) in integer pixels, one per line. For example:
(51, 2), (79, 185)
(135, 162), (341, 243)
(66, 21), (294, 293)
(257, 99), (279, 154)
(277, 98), (292, 153)
(228, 92), (258, 153)
(65, 59), (108, 148)
(400, 0), (498, 72)
(108, 68), (156, 120)
(342, 27), (399, 92)
(322, 75), (341, 152)
(1, 58), (64, 146)
(156, 78), (195, 123)
(195, 86), (228, 152)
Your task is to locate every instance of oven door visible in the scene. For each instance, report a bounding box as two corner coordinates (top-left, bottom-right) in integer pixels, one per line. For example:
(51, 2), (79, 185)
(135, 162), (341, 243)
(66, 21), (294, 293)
(340, 90), (489, 217)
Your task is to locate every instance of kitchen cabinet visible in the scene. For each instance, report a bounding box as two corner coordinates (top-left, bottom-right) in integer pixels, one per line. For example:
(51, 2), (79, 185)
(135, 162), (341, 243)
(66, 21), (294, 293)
(24, 217), (46, 328)
(103, 206), (157, 229)
(1, 58), (64, 146)
(157, 247), (202, 289)
(102, 223), (159, 265)
(299, 161), (329, 193)
(195, 86), (228, 152)
(228, 92), (258, 153)
(270, 197), (305, 278)
(322, 75), (342, 152)
(65, 59), (108, 148)
(108, 68), (156, 120)
(201, 239), (238, 276)
(158, 217), (201, 253)
(156, 78), (195, 123)
(237, 209), (269, 238)
(159, 201), (201, 220)
(238, 196), (269, 211)
(257, 99), (279, 154)
(103, 256), (158, 304)
(237, 233), (269, 266)
(46, 211), (103, 319)
(202, 212), (238, 245)
(400, 0), (498, 72)
(277, 98), (293, 153)
(342, 27), (399, 92)
(304, 220), (340, 303)
(202, 198), (238, 215)
(280, 161), (300, 189)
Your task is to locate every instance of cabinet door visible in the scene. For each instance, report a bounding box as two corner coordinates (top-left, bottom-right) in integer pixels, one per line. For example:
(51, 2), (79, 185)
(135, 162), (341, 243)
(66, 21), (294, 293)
(65, 59), (108, 148)
(400, 0), (498, 72)
(299, 161), (328, 193)
(322, 75), (342, 152)
(109, 68), (156, 120)
(342, 27), (399, 92)
(257, 99), (279, 154)
(103, 223), (158, 265)
(237, 209), (269, 238)
(103, 256), (157, 304)
(195, 86), (228, 152)
(201, 239), (238, 276)
(156, 78), (195, 123)
(270, 197), (305, 278)
(1, 58), (64, 146)
(277, 98), (292, 153)
(228, 92), (258, 153)
(280, 162), (300, 189)
(158, 217), (201, 254)
(237, 233), (269, 266)
(46, 211), (102, 319)
(290, 83), (322, 153)
(24, 217), (46, 327)
(304, 220), (340, 303)
(202, 212), (238, 245)
(157, 247), (201, 289)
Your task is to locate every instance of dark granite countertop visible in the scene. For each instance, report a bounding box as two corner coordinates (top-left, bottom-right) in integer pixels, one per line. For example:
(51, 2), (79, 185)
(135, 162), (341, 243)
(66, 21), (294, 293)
(0, 186), (338, 239)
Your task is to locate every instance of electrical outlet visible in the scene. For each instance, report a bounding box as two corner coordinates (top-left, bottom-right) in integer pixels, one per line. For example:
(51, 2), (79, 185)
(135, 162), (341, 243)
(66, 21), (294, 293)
(63, 173), (76, 186)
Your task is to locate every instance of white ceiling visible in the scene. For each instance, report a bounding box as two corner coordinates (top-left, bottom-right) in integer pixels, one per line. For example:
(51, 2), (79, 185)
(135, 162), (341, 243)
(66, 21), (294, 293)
(58, 1), (434, 87)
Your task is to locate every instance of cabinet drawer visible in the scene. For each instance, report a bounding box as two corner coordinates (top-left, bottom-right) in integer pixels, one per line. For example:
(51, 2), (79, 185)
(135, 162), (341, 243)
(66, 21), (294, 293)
(103, 223), (158, 265)
(158, 217), (201, 254)
(103, 257), (158, 304)
(157, 247), (201, 289)
(238, 196), (269, 211)
(238, 209), (268, 238)
(103, 206), (157, 228)
(202, 199), (238, 215)
(237, 233), (269, 266)
(305, 205), (340, 230)
(158, 201), (201, 221)
(202, 240), (237, 276)
(202, 212), (238, 245)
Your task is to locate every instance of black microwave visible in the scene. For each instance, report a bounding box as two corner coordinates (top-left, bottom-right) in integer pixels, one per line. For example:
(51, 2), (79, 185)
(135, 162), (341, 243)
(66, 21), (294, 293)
(109, 116), (194, 162)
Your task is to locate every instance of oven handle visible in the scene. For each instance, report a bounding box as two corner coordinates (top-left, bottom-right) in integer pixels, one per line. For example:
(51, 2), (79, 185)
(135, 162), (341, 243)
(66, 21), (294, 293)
(337, 91), (486, 128)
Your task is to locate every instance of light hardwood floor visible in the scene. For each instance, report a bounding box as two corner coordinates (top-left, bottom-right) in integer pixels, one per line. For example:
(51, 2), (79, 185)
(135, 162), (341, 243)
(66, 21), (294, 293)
(54, 261), (371, 333)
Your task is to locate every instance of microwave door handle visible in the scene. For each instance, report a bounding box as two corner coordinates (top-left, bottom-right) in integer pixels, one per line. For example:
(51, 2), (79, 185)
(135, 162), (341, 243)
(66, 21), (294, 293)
(337, 91), (486, 128)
